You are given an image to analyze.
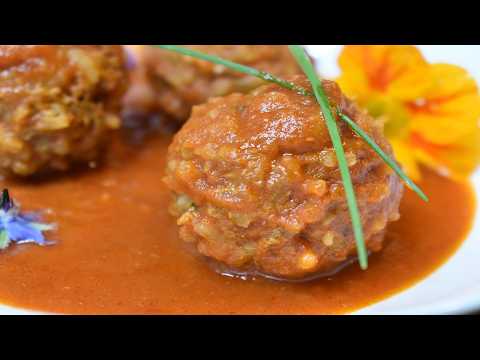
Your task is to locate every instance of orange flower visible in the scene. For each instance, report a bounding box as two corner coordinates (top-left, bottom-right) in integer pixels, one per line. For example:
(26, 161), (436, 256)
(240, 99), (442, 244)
(337, 45), (480, 180)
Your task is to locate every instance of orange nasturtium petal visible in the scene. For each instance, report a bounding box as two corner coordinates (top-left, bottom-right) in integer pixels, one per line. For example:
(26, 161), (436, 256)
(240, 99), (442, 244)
(409, 130), (480, 180)
(337, 45), (431, 102)
(337, 45), (480, 180)
(406, 63), (480, 144)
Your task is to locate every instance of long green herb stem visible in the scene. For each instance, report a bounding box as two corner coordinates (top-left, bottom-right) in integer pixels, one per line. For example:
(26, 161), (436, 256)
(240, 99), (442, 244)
(288, 45), (368, 270)
(338, 111), (429, 202)
(153, 45), (311, 97)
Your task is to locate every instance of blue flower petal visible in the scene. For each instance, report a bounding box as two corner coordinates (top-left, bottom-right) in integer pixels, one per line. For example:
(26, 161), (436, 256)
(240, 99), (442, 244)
(19, 212), (42, 222)
(0, 190), (54, 250)
(6, 218), (47, 245)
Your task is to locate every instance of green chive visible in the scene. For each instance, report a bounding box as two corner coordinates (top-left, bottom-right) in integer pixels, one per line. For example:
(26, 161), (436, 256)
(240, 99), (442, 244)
(152, 45), (311, 97)
(338, 111), (429, 202)
(288, 45), (368, 270)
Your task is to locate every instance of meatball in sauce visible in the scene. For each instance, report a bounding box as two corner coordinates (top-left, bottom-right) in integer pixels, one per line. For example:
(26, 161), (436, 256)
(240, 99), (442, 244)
(123, 45), (301, 124)
(165, 75), (404, 280)
(0, 45), (127, 176)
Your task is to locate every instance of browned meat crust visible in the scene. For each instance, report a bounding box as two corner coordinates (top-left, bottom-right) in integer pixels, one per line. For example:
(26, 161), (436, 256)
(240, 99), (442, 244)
(123, 45), (302, 123)
(0, 45), (128, 176)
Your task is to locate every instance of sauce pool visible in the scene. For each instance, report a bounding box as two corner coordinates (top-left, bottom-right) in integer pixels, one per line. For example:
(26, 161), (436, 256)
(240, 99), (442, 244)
(0, 133), (476, 314)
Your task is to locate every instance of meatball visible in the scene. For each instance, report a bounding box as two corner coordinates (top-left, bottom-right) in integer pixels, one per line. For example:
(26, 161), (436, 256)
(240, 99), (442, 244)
(123, 45), (301, 123)
(164, 75), (404, 280)
(0, 45), (127, 176)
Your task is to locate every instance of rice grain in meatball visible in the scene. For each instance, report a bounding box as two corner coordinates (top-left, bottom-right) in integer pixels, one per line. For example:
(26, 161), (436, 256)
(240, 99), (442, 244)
(123, 45), (301, 123)
(164, 75), (404, 280)
(0, 45), (127, 176)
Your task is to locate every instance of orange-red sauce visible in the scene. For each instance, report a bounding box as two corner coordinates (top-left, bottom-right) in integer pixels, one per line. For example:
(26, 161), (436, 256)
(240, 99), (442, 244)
(0, 134), (475, 314)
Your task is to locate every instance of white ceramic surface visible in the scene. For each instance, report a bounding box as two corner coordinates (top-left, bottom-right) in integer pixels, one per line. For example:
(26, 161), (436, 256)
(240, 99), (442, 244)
(0, 45), (478, 315)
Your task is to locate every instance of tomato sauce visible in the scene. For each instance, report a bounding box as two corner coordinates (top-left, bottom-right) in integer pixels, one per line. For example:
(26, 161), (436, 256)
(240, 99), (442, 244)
(0, 133), (475, 314)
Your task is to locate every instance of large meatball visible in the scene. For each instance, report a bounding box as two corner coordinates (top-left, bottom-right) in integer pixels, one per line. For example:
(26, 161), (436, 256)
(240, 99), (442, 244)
(0, 45), (127, 176)
(123, 45), (301, 123)
(164, 75), (404, 280)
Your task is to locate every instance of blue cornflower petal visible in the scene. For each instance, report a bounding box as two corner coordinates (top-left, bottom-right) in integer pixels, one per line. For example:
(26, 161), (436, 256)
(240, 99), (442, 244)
(19, 212), (42, 222)
(6, 218), (46, 245)
(0, 189), (54, 250)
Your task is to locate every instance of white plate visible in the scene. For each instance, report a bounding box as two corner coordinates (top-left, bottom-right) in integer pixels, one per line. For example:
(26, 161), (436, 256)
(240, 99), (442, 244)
(1, 45), (479, 315)
(357, 171), (480, 315)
